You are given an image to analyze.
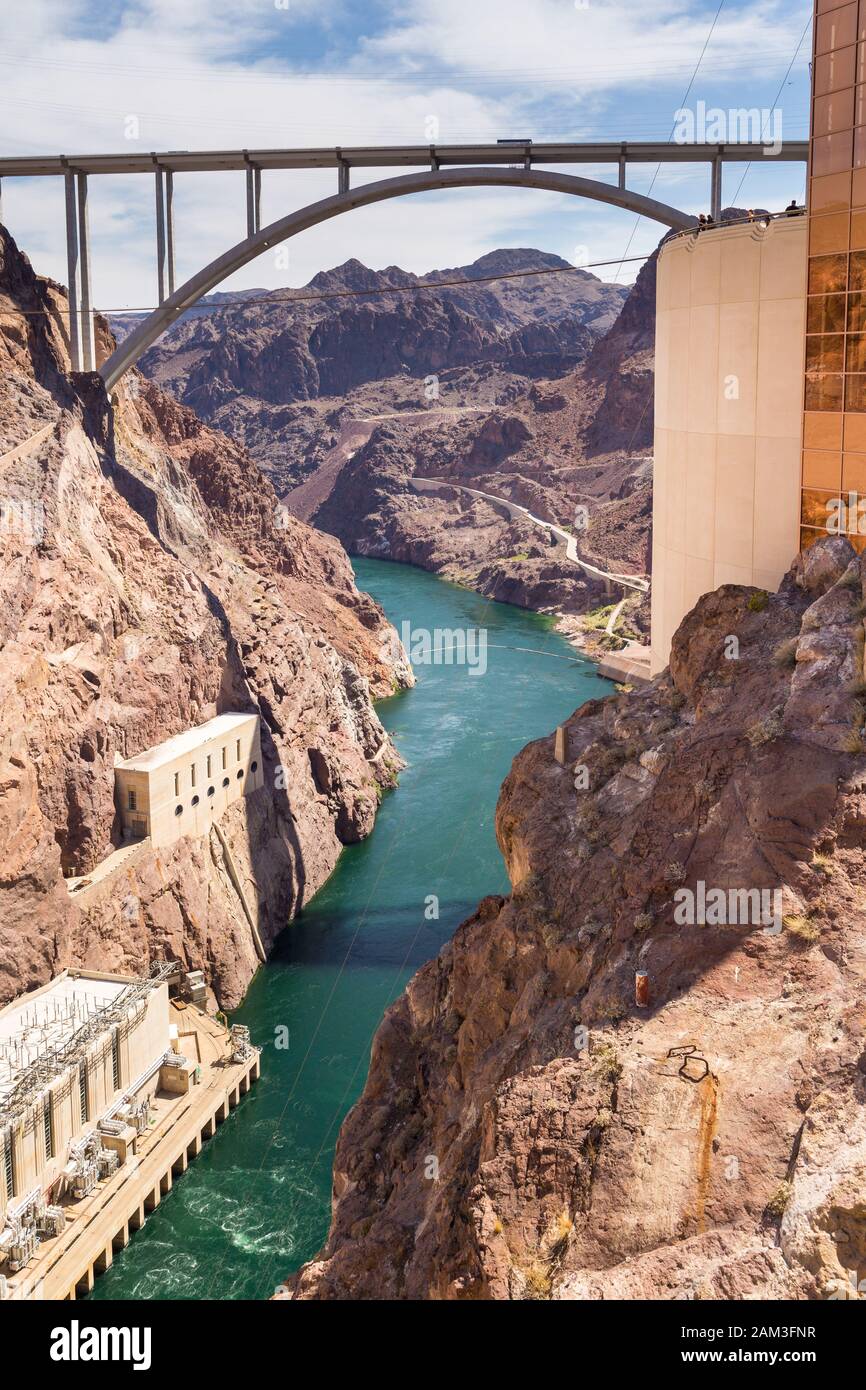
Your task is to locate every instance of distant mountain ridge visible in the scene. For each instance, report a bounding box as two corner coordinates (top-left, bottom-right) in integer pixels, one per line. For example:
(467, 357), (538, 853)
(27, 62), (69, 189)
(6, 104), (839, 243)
(111, 249), (628, 418)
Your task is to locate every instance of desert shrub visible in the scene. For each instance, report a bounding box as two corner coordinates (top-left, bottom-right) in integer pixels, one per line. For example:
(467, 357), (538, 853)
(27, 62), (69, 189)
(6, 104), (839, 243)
(773, 637), (799, 668)
(765, 1181), (792, 1220)
(521, 1259), (553, 1300)
(747, 711), (784, 747)
(591, 1041), (622, 1083)
(783, 913), (820, 942)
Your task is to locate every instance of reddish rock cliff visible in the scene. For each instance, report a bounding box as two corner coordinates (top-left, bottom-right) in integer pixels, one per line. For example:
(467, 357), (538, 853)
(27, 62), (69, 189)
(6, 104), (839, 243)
(0, 227), (411, 1009)
(290, 538), (866, 1300)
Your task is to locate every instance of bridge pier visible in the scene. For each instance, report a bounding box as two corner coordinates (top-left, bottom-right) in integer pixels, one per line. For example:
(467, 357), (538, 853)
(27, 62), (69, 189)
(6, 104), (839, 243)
(154, 167), (176, 304)
(166, 170), (176, 297)
(63, 170), (95, 373)
(710, 155), (722, 222)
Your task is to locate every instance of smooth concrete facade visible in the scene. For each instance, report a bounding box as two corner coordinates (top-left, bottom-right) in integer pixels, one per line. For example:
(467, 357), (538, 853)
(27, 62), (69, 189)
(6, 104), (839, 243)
(115, 712), (263, 849)
(651, 216), (807, 673)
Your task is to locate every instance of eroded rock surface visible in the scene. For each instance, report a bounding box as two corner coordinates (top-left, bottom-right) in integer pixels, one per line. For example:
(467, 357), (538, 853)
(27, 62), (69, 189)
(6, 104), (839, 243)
(290, 539), (866, 1299)
(0, 227), (411, 1008)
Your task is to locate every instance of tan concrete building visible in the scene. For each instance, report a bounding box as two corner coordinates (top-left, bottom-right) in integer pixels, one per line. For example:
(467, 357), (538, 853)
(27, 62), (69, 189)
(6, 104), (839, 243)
(650, 215), (807, 673)
(115, 712), (263, 848)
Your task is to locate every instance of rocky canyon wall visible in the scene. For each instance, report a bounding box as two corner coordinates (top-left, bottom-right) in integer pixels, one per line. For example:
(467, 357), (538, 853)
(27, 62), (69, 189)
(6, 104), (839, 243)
(0, 227), (411, 1009)
(290, 537), (866, 1300)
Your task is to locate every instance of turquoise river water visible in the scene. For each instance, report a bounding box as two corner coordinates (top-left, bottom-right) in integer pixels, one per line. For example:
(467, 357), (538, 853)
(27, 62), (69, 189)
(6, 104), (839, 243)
(91, 558), (611, 1300)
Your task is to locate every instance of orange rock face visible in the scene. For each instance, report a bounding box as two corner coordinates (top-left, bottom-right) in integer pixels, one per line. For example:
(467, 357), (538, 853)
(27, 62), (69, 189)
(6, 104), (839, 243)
(290, 537), (866, 1300)
(0, 227), (411, 1009)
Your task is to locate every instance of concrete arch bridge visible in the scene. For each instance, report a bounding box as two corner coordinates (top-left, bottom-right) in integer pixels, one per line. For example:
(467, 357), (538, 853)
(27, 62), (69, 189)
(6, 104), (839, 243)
(0, 140), (808, 384)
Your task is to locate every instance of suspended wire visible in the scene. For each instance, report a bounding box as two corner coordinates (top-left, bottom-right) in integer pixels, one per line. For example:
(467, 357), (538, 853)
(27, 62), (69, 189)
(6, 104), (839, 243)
(10, 251), (654, 319)
(729, 13), (813, 207)
(0, 44), (812, 89)
(611, 0), (728, 287)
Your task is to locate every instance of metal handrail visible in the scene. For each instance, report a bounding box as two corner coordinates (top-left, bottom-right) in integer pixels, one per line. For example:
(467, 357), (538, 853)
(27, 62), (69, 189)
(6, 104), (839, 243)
(664, 205), (807, 246)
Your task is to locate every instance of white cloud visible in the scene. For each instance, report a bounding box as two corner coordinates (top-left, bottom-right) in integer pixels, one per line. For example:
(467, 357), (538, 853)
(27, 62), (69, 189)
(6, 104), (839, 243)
(0, 0), (809, 307)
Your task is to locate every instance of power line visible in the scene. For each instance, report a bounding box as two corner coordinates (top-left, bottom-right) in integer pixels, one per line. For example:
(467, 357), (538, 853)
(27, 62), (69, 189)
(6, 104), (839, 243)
(0, 45), (811, 89)
(12, 251), (654, 320)
(612, 0), (727, 286)
(729, 13), (813, 208)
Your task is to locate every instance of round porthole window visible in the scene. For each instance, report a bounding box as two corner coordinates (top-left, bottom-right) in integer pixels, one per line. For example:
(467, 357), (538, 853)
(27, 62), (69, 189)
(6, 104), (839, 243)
(191, 794), (200, 806)
(222, 776), (230, 787)
(207, 786), (215, 798)
(236, 769), (243, 780)
(175, 804), (183, 816)
(251, 760), (258, 773)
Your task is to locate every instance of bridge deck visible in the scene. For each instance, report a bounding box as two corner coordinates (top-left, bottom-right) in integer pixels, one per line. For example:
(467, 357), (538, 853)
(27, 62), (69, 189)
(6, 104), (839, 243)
(0, 140), (808, 178)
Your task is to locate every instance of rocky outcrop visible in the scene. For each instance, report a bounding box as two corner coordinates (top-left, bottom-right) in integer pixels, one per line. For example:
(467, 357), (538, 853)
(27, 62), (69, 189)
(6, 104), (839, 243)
(289, 538), (866, 1300)
(130, 250), (626, 422)
(120, 247), (652, 619)
(0, 226), (412, 1009)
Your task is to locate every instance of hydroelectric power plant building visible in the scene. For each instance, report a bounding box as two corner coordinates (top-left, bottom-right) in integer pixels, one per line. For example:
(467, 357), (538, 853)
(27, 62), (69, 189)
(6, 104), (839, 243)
(115, 712), (263, 848)
(0, 966), (260, 1300)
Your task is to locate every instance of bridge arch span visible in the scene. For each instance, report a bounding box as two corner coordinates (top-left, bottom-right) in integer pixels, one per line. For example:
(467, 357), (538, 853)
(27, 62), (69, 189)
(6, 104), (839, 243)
(100, 165), (695, 388)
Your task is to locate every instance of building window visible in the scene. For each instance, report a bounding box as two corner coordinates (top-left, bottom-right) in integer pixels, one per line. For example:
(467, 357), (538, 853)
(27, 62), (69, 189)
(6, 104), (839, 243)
(79, 1063), (88, 1123)
(111, 1030), (121, 1090)
(175, 804), (184, 816)
(236, 769), (243, 780)
(222, 776), (230, 788)
(43, 1098), (54, 1162)
(2, 1129), (14, 1202)
(174, 772), (180, 795)
(191, 794), (200, 806)
(191, 763), (197, 788)
(207, 786), (215, 798)
(221, 746), (227, 770)
(251, 760), (258, 773)
(206, 754), (212, 777)
(128, 789), (137, 811)
(236, 739), (241, 761)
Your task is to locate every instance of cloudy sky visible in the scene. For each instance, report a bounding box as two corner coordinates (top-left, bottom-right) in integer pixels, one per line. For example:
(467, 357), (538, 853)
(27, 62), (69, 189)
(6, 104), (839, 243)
(0, 0), (811, 308)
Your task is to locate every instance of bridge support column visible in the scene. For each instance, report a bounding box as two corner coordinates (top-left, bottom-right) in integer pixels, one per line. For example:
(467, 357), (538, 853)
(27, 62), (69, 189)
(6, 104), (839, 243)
(245, 166), (261, 238)
(618, 151), (626, 191)
(155, 169), (166, 304)
(710, 156), (722, 222)
(62, 169), (95, 372)
(337, 160), (349, 195)
(155, 167), (176, 304)
(245, 167), (254, 237)
(74, 173), (95, 372)
(64, 171), (82, 372)
(165, 170), (176, 297)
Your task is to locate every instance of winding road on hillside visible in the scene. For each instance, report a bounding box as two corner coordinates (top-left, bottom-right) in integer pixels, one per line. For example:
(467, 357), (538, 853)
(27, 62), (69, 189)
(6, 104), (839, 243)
(284, 406), (487, 522)
(408, 476), (649, 594)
